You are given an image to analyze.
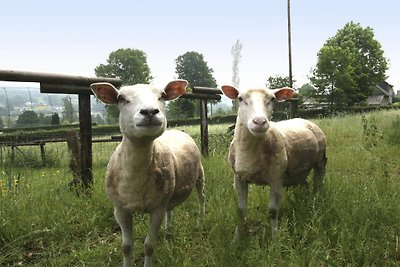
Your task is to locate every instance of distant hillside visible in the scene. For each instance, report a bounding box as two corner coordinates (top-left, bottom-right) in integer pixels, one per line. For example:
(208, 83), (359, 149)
(0, 87), (106, 116)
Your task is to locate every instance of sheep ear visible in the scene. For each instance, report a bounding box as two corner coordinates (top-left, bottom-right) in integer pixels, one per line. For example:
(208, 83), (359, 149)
(90, 82), (119, 104)
(221, 85), (239, 99)
(272, 87), (296, 102)
(164, 79), (188, 100)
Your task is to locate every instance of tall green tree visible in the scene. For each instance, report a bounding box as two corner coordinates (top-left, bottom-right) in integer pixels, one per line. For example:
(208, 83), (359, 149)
(15, 110), (40, 128)
(266, 75), (295, 89)
(266, 75), (296, 115)
(95, 48), (153, 85)
(168, 51), (217, 118)
(95, 48), (153, 123)
(0, 116), (4, 129)
(298, 83), (316, 98)
(62, 96), (77, 123)
(51, 112), (60, 125)
(311, 22), (388, 106)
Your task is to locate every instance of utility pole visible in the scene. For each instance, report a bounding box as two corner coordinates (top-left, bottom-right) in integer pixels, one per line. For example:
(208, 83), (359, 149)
(287, 0), (297, 118)
(287, 0), (293, 88)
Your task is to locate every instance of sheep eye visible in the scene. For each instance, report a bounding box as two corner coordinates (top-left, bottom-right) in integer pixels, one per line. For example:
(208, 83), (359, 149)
(238, 96), (248, 105)
(117, 95), (129, 104)
(159, 92), (167, 101)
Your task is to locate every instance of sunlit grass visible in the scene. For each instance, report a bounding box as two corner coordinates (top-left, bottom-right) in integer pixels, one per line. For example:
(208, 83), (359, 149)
(1, 110), (400, 266)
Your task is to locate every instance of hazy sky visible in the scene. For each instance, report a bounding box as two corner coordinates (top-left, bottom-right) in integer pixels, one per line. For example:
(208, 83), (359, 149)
(0, 0), (399, 91)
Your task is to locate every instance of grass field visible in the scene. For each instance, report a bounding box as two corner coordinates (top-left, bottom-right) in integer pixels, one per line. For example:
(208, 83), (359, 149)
(1, 110), (400, 266)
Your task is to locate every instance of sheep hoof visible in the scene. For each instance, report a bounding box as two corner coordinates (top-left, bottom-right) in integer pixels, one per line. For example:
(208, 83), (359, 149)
(233, 226), (246, 244)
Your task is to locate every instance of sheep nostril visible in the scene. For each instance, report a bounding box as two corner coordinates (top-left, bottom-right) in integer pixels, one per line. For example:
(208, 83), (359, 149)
(140, 108), (159, 117)
(151, 109), (160, 115)
(253, 118), (267, 126)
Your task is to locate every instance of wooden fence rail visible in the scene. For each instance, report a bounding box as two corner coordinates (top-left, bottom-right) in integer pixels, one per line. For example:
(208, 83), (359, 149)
(0, 70), (222, 190)
(0, 70), (123, 190)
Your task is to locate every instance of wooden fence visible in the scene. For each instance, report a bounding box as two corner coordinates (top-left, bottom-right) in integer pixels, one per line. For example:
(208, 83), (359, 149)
(0, 70), (221, 190)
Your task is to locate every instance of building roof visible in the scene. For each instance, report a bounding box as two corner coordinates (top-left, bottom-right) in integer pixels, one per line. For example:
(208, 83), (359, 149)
(376, 81), (394, 96)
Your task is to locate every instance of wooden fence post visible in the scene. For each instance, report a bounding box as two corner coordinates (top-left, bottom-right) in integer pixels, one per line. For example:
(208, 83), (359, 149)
(66, 131), (81, 183)
(199, 99), (209, 157)
(39, 143), (46, 163)
(78, 94), (93, 189)
(191, 86), (222, 157)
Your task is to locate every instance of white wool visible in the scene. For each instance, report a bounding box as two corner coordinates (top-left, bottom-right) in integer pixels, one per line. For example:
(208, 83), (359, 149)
(222, 85), (327, 240)
(91, 80), (205, 267)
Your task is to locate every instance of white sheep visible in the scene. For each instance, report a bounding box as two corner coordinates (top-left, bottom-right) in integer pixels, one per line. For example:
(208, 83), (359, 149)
(91, 80), (205, 267)
(221, 85), (327, 239)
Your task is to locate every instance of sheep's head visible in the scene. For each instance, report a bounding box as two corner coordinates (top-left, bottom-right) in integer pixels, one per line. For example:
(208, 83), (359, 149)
(91, 80), (187, 140)
(222, 85), (295, 137)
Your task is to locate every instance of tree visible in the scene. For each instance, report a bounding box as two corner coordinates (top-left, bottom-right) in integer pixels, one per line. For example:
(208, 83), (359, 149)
(62, 96), (77, 123)
(311, 22), (388, 107)
(266, 75), (296, 115)
(51, 113), (60, 125)
(0, 116), (4, 129)
(95, 48), (153, 123)
(297, 83), (317, 107)
(15, 110), (40, 128)
(95, 48), (153, 85)
(266, 75), (295, 89)
(298, 83), (316, 98)
(168, 51), (217, 118)
(92, 114), (105, 125)
(231, 40), (243, 111)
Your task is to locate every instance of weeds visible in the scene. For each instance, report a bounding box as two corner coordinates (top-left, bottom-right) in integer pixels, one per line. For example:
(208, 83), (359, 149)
(0, 110), (400, 266)
(361, 115), (383, 148)
(0, 170), (28, 199)
(388, 115), (400, 145)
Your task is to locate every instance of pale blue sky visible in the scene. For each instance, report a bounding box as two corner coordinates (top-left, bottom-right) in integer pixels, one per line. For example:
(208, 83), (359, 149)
(0, 0), (399, 91)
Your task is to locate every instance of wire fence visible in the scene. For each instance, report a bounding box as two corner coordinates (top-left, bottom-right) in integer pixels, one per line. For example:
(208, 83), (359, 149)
(0, 86), (107, 128)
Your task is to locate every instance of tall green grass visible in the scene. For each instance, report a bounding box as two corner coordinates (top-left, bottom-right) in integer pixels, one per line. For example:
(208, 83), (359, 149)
(1, 110), (400, 266)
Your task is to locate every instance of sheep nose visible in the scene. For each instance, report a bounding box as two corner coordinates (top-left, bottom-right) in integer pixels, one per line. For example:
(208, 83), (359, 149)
(140, 108), (160, 117)
(253, 117), (267, 126)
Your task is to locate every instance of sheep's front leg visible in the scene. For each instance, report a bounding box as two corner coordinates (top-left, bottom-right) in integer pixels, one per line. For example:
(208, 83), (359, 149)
(114, 207), (133, 267)
(269, 184), (283, 238)
(234, 175), (248, 241)
(144, 207), (166, 267)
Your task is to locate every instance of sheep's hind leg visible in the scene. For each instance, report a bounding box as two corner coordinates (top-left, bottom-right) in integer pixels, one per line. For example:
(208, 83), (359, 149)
(313, 153), (327, 192)
(144, 207), (166, 267)
(195, 166), (206, 227)
(114, 207), (133, 267)
(165, 211), (173, 234)
(234, 176), (248, 241)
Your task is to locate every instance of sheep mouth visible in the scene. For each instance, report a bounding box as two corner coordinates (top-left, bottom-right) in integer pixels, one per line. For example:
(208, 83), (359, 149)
(136, 121), (163, 127)
(249, 126), (268, 133)
(135, 117), (164, 127)
(248, 125), (269, 136)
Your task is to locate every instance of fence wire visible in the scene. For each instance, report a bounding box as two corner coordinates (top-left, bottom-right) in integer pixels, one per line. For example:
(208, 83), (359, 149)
(0, 86), (107, 128)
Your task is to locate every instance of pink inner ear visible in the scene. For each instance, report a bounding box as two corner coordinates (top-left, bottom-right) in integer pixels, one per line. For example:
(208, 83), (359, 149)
(91, 83), (119, 104)
(221, 85), (239, 99)
(274, 87), (295, 101)
(164, 80), (187, 100)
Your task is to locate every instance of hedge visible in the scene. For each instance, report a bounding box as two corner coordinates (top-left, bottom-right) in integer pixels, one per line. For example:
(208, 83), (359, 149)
(1, 105), (398, 143)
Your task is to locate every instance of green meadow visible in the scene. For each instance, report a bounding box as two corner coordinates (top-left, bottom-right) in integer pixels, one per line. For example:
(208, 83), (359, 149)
(1, 110), (400, 266)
